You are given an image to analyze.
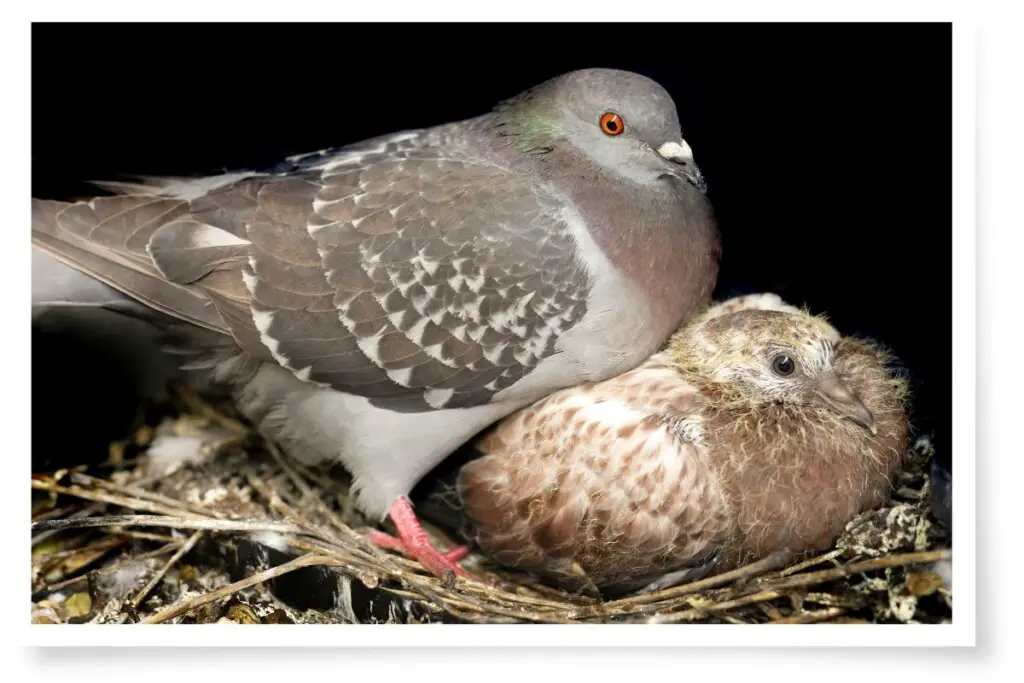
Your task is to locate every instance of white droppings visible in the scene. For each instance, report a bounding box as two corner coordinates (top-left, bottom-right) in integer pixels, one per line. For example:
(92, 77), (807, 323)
(201, 488), (228, 505)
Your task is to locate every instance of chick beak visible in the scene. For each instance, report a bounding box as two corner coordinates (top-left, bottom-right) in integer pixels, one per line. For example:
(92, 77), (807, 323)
(657, 140), (707, 193)
(815, 374), (877, 435)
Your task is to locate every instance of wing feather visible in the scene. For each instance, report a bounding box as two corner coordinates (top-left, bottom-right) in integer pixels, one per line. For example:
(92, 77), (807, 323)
(31, 132), (592, 411)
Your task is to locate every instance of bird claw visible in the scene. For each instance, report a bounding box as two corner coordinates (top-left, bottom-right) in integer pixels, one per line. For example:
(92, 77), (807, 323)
(368, 529), (469, 564)
(369, 496), (490, 587)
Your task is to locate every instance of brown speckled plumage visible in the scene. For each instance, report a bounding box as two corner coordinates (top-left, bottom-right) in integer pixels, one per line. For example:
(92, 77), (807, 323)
(452, 294), (910, 596)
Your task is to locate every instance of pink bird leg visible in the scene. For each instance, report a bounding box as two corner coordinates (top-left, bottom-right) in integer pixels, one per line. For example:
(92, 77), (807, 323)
(369, 495), (474, 580)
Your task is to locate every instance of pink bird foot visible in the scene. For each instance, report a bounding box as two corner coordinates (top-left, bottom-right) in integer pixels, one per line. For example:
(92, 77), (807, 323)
(369, 496), (477, 583)
(368, 529), (470, 563)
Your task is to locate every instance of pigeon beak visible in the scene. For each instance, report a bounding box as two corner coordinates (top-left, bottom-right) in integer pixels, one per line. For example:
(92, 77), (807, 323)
(815, 373), (877, 435)
(657, 140), (708, 193)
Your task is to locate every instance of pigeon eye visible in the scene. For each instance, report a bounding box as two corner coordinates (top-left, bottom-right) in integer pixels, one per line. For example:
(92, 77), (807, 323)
(771, 354), (796, 376)
(600, 112), (625, 136)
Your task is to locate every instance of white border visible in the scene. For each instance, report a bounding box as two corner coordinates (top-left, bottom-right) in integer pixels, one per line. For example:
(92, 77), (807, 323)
(7, 0), (983, 660)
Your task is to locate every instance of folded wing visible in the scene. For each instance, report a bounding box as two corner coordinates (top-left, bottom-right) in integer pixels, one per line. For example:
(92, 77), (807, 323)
(31, 141), (592, 412)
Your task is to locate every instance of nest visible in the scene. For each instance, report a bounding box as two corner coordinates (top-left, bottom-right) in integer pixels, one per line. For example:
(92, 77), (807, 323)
(31, 385), (952, 625)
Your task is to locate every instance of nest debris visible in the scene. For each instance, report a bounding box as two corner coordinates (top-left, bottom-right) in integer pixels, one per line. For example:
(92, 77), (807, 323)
(31, 385), (952, 625)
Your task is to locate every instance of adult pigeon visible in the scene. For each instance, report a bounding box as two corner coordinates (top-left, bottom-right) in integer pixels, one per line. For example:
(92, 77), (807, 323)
(418, 294), (909, 595)
(31, 68), (720, 582)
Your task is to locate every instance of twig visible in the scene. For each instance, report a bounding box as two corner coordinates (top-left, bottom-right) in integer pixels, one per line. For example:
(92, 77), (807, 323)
(33, 541), (185, 601)
(34, 535), (125, 563)
(32, 502), (106, 547)
(510, 576), (600, 605)
(263, 458), (487, 603)
(803, 591), (866, 609)
(894, 487), (923, 501)
(31, 540), (188, 602)
(69, 472), (226, 520)
(746, 549), (951, 595)
(33, 573), (88, 598)
(259, 435), (394, 568)
(125, 540), (189, 562)
(758, 602), (785, 621)
(770, 607), (846, 624)
(243, 473), (399, 583)
(142, 553), (341, 624)
(33, 514), (305, 536)
(33, 504), (83, 523)
(244, 473), (325, 541)
(30, 480), (208, 521)
(593, 551), (793, 613)
(103, 529), (181, 544)
(130, 531), (205, 609)
(284, 534), (554, 623)
(694, 589), (785, 613)
(775, 549), (844, 578)
(34, 537), (128, 590)
(653, 590), (784, 624)
(28, 396), (951, 625)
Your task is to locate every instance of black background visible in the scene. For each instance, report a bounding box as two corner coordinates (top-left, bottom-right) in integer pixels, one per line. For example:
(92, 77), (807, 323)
(32, 23), (952, 469)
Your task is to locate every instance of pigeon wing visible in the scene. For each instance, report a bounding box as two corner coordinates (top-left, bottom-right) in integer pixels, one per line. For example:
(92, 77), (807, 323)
(31, 141), (592, 412)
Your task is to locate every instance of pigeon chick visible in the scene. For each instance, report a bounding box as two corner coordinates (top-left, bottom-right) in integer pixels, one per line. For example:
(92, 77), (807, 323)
(31, 68), (720, 583)
(442, 295), (909, 595)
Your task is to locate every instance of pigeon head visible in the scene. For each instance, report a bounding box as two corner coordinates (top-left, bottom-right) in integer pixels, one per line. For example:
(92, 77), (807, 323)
(493, 68), (706, 192)
(666, 308), (880, 435)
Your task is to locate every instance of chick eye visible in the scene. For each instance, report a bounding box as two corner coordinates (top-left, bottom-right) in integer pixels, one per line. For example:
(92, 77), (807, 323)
(771, 354), (795, 376)
(599, 112), (624, 136)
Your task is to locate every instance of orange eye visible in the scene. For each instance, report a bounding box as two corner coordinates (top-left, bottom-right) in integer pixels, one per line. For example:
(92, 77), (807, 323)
(599, 112), (624, 136)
